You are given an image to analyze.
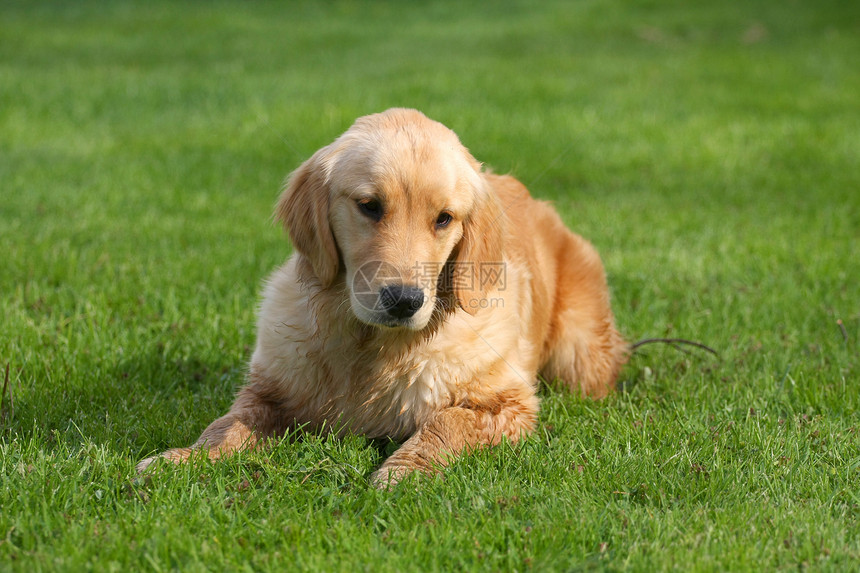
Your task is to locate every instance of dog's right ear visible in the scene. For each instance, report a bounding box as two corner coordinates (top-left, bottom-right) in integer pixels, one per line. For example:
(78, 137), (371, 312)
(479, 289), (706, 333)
(275, 147), (339, 287)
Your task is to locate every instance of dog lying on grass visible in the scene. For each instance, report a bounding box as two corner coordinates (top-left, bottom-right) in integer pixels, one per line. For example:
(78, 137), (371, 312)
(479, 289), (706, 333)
(137, 108), (627, 486)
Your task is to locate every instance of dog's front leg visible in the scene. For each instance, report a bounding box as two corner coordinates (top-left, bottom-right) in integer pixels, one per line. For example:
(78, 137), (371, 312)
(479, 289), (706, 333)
(136, 385), (287, 473)
(371, 389), (538, 488)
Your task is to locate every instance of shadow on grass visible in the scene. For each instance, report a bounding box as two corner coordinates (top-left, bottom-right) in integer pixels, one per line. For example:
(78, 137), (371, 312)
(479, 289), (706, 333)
(1, 344), (244, 458)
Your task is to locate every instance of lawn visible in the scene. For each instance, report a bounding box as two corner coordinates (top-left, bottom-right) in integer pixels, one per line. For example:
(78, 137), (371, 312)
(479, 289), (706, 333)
(1, 0), (858, 570)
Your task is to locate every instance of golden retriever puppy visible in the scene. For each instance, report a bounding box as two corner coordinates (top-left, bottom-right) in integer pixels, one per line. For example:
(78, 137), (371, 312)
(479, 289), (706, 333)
(137, 108), (627, 486)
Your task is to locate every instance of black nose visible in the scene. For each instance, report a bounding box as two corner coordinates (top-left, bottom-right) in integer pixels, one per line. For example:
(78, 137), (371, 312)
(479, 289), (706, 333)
(379, 285), (425, 319)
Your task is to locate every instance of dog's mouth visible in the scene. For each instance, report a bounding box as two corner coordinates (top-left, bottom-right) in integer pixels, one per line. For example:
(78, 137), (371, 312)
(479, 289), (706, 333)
(375, 317), (418, 329)
(351, 308), (428, 331)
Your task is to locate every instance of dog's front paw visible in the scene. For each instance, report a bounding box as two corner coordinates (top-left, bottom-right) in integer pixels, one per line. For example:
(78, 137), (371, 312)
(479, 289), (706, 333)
(135, 448), (193, 474)
(371, 463), (423, 489)
(135, 455), (161, 474)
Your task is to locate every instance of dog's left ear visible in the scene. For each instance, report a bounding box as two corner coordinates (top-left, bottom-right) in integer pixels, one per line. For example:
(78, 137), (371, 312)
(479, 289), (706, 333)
(275, 147), (339, 287)
(453, 176), (506, 315)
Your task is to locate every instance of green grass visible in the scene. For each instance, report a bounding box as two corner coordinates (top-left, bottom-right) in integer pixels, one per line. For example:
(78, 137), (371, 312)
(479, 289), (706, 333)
(1, 0), (858, 570)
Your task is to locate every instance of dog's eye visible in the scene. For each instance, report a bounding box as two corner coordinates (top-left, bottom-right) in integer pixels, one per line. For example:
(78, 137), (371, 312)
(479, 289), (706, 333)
(435, 211), (453, 229)
(357, 199), (383, 222)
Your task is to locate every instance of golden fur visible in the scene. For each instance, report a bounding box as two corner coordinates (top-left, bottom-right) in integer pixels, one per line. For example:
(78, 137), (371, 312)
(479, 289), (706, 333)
(137, 108), (628, 486)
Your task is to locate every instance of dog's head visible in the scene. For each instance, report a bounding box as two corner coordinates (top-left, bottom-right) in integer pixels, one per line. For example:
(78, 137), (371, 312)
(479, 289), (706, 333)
(276, 108), (504, 331)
